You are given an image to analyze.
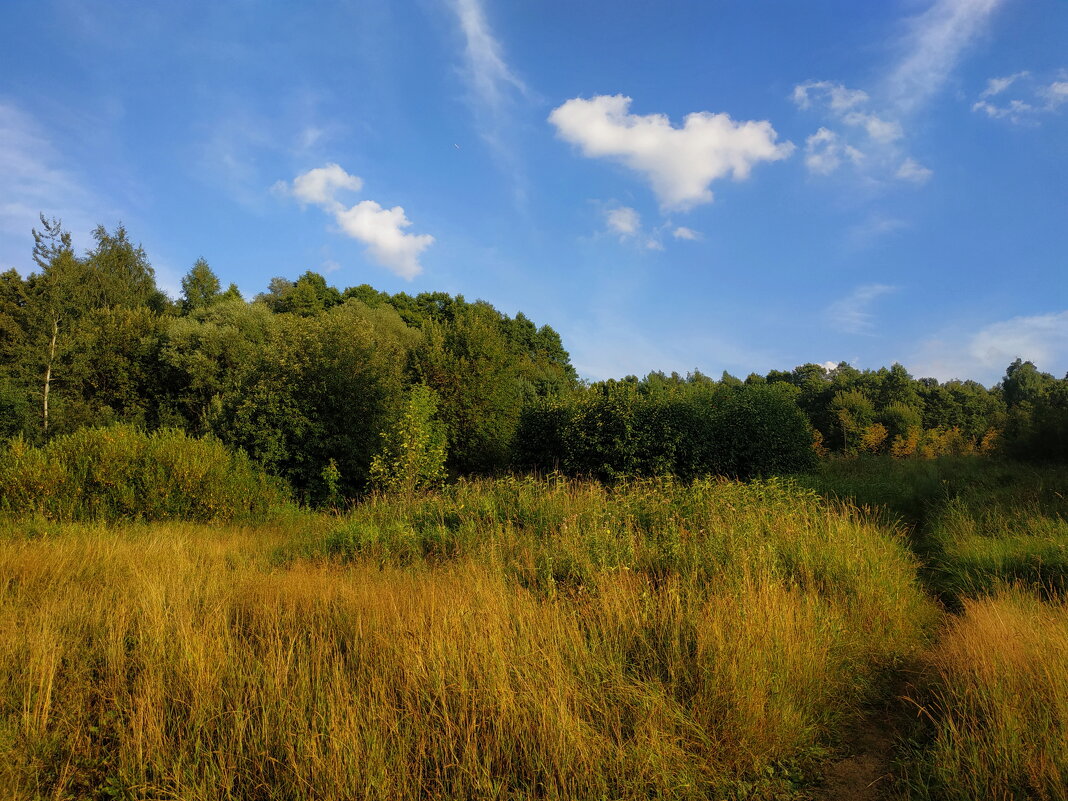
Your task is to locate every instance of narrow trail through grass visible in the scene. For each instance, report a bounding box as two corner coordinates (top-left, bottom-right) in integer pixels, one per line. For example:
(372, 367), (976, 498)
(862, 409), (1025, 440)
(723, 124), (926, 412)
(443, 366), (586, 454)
(805, 458), (1068, 800)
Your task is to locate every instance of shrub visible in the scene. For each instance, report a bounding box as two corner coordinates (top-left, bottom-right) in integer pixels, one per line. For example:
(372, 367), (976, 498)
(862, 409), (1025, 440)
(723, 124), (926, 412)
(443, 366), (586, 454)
(0, 425), (288, 521)
(516, 383), (815, 480)
(369, 384), (447, 496)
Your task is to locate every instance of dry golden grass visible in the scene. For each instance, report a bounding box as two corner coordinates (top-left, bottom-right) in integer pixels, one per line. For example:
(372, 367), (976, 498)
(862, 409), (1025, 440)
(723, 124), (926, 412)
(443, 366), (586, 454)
(0, 479), (936, 800)
(900, 588), (1068, 801)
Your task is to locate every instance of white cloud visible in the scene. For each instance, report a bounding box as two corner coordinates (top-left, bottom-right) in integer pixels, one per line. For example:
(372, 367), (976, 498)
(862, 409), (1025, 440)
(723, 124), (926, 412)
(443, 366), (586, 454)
(291, 163), (363, 206)
(979, 71), (1029, 99)
(971, 98), (1034, 120)
(1045, 80), (1068, 108)
(803, 127), (864, 175)
(820, 360), (841, 372)
(605, 206), (640, 237)
(792, 81), (869, 112)
(842, 111), (904, 143)
(827, 284), (897, 334)
(794, 1), (1005, 184)
(672, 226), (700, 241)
(334, 201), (434, 281)
(887, 0), (1005, 114)
(911, 311), (1068, 384)
(972, 71), (1068, 122)
(896, 157), (933, 183)
(286, 165), (433, 280)
(969, 312), (1068, 374)
(792, 83), (910, 178)
(549, 95), (793, 210)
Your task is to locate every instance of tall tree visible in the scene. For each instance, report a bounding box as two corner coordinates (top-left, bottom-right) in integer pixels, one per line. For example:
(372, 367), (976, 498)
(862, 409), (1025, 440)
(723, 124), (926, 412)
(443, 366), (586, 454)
(180, 258), (222, 314)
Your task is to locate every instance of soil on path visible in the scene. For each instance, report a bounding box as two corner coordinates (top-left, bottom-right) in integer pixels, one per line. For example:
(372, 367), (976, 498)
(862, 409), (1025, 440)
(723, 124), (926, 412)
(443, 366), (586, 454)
(813, 704), (901, 801)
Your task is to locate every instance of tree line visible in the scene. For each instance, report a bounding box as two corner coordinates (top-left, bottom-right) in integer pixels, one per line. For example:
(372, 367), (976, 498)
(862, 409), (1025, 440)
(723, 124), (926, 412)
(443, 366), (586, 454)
(0, 217), (1063, 502)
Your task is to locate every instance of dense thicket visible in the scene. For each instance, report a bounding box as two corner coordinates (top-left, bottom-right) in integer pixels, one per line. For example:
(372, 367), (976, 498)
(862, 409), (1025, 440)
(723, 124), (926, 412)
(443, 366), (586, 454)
(516, 379), (816, 479)
(0, 425), (286, 521)
(0, 217), (1064, 502)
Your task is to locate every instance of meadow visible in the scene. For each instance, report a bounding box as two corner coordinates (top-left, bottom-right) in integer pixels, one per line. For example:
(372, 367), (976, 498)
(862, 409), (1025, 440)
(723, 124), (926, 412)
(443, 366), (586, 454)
(811, 458), (1068, 800)
(2, 454), (1067, 799)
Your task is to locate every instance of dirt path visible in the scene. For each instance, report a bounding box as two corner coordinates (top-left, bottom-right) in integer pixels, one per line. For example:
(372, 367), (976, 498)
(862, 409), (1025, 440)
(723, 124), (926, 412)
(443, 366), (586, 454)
(813, 705), (900, 801)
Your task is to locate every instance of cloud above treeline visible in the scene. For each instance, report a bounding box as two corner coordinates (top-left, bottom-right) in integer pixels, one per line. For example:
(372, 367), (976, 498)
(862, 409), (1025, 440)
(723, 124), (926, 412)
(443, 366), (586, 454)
(912, 310), (1068, 384)
(549, 95), (794, 210)
(826, 284), (897, 335)
(280, 164), (433, 280)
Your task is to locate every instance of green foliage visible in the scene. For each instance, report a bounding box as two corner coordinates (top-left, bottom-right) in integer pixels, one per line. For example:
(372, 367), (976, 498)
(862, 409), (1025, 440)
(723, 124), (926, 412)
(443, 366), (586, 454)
(3, 214), (1057, 514)
(0, 425), (287, 521)
(180, 258), (221, 313)
(999, 361), (1068, 462)
(517, 380), (815, 480)
(369, 385), (447, 496)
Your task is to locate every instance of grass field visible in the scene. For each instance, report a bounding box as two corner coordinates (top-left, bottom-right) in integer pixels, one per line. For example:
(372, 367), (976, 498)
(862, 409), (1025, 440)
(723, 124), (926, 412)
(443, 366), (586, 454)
(2, 461), (1066, 799)
(807, 458), (1068, 800)
(1, 478), (936, 800)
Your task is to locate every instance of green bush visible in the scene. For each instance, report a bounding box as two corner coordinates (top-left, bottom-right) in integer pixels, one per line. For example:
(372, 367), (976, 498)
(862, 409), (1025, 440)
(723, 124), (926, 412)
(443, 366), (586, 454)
(0, 425), (288, 521)
(516, 382), (815, 480)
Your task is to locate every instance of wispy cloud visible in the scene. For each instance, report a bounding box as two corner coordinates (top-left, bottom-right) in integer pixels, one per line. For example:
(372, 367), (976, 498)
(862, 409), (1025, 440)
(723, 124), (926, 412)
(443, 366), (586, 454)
(449, 0), (529, 199)
(896, 157), (933, 184)
(605, 206), (640, 239)
(978, 71), (1030, 99)
(845, 215), (909, 250)
(793, 0), (1003, 186)
(972, 70), (1068, 123)
(451, 0), (526, 113)
(281, 164), (433, 280)
(803, 127), (864, 176)
(792, 81), (869, 112)
(672, 226), (701, 241)
(565, 316), (777, 382)
(911, 310), (1068, 384)
(550, 95), (793, 210)
(826, 284), (897, 334)
(0, 102), (103, 269)
(886, 0), (1005, 114)
(792, 83), (928, 184)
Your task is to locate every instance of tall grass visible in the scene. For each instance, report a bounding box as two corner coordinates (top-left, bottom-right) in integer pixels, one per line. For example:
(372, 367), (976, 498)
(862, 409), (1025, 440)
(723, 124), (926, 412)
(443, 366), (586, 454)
(804, 457), (1068, 601)
(930, 497), (1068, 599)
(899, 588), (1068, 800)
(0, 425), (289, 522)
(0, 478), (936, 799)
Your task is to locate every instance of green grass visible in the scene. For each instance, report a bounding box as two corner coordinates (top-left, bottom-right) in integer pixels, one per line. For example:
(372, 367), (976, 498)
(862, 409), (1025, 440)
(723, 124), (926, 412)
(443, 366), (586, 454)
(804, 457), (1068, 602)
(806, 457), (1068, 800)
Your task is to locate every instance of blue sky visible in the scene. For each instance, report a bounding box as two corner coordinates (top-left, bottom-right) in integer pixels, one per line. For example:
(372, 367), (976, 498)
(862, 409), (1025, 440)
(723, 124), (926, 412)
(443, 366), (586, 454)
(1, 0), (1065, 385)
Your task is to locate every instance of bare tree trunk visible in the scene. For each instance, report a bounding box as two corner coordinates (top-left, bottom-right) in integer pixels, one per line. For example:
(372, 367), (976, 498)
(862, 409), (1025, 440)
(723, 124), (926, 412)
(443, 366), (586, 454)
(42, 314), (58, 433)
